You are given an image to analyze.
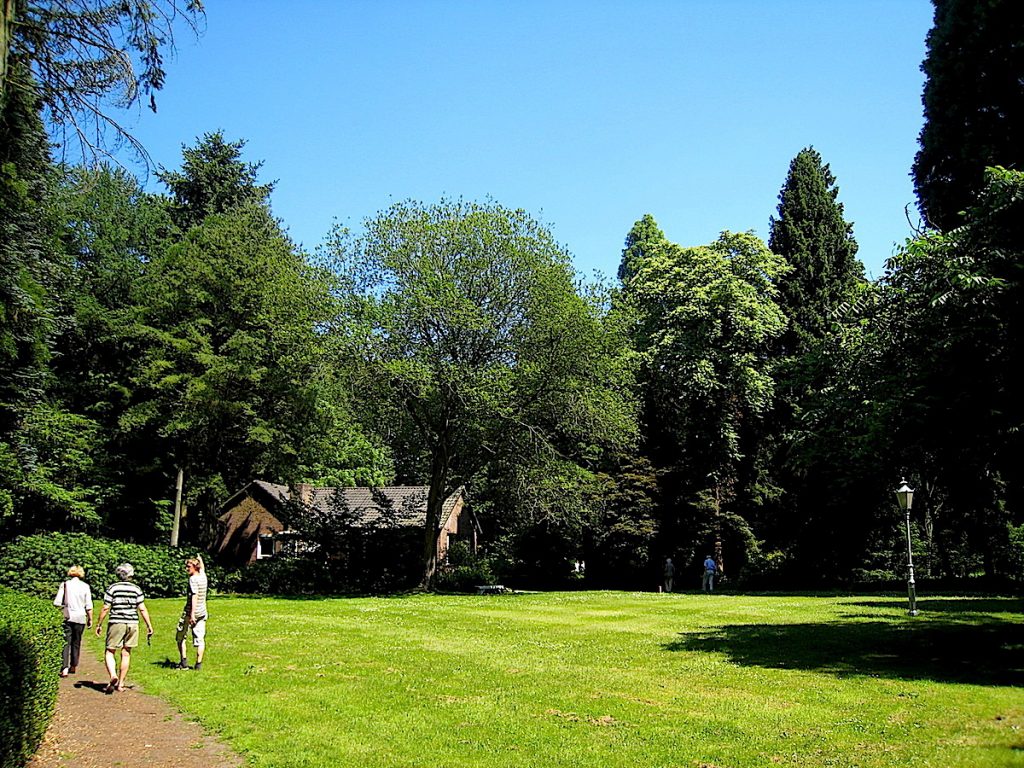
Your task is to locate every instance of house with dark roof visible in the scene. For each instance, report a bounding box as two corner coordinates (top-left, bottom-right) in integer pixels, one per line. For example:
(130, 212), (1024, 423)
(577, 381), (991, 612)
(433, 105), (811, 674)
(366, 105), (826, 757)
(214, 481), (475, 570)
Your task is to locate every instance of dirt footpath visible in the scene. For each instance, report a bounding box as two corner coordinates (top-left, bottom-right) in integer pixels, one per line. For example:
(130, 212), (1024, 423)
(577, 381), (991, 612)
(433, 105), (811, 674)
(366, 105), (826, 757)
(29, 647), (243, 768)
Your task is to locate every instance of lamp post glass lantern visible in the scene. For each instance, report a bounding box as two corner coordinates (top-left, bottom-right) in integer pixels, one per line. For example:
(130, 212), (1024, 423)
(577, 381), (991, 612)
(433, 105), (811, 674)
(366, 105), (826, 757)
(896, 479), (919, 616)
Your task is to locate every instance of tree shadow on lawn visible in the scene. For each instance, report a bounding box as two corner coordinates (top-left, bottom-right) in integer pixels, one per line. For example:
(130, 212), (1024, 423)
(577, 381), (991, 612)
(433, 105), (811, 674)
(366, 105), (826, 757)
(848, 597), (1023, 618)
(664, 615), (1024, 686)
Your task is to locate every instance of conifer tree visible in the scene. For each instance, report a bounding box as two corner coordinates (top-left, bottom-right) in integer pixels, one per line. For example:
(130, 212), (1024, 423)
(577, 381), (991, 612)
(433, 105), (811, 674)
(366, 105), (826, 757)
(617, 214), (667, 283)
(769, 147), (863, 354)
(912, 0), (1024, 231)
(157, 131), (274, 231)
(0, 60), (52, 424)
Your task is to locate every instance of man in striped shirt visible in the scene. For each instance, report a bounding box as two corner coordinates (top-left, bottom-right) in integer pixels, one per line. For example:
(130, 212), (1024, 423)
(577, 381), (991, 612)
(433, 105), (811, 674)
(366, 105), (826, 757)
(94, 563), (154, 693)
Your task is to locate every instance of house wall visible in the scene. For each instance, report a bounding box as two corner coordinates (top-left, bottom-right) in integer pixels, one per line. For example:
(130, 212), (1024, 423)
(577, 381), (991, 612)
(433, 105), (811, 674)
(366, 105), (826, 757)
(216, 495), (283, 568)
(438, 496), (466, 562)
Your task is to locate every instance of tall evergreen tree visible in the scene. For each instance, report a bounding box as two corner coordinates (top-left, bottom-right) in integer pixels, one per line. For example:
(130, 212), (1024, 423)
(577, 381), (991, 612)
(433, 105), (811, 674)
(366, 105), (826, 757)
(769, 147), (863, 354)
(617, 214), (667, 283)
(156, 131), (274, 231)
(912, 0), (1024, 231)
(763, 148), (867, 577)
(0, 59), (52, 424)
(46, 165), (173, 530)
(0, 62), (103, 534)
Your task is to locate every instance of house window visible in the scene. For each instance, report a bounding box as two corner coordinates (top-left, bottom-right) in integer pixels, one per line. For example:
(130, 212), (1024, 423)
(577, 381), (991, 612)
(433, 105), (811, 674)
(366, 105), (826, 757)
(257, 534), (276, 559)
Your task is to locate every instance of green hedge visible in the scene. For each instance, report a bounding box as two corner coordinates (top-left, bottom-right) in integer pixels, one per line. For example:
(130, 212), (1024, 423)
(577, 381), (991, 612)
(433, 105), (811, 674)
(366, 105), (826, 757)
(0, 532), (218, 599)
(0, 588), (63, 768)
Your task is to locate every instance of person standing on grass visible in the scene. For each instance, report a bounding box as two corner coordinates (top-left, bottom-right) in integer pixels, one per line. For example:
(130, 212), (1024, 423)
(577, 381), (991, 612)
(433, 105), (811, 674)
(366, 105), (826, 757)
(53, 565), (93, 678)
(702, 554), (717, 592)
(176, 554), (208, 670)
(663, 557), (675, 593)
(94, 563), (153, 693)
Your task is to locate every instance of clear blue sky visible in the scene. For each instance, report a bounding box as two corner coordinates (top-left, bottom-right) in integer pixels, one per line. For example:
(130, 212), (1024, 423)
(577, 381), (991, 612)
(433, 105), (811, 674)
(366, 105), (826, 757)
(119, 0), (935, 280)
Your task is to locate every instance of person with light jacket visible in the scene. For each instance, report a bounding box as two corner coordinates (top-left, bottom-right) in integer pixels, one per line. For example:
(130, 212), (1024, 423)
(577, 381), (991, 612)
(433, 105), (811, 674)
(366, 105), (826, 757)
(53, 565), (93, 678)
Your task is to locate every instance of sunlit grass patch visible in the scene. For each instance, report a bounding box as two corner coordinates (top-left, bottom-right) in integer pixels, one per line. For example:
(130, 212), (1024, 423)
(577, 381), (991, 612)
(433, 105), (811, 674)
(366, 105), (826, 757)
(123, 592), (1023, 768)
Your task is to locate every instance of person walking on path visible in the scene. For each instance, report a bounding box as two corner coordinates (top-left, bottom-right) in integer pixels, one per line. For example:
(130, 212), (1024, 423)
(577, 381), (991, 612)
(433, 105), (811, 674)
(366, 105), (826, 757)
(53, 565), (93, 678)
(176, 554), (209, 670)
(94, 563), (153, 693)
(663, 557), (675, 593)
(702, 554), (717, 592)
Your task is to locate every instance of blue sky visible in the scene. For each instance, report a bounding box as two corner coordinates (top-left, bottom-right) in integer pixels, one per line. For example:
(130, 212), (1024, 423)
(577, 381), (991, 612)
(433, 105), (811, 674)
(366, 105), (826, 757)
(119, 0), (935, 280)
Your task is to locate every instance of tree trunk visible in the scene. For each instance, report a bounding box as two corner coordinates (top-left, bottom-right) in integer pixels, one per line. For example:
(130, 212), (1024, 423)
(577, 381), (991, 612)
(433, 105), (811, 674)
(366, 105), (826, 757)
(420, 444), (450, 589)
(170, 467), (184, 547)
(0, 0), (15, 104)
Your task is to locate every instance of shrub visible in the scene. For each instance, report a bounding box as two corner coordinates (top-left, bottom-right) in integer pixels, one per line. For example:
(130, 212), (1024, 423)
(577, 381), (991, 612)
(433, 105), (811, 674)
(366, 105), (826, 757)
(221, 557), (334, 595)
(435, 544), (497, 593)
(0, 588), (62, 768)
(0, 532), (219, 599)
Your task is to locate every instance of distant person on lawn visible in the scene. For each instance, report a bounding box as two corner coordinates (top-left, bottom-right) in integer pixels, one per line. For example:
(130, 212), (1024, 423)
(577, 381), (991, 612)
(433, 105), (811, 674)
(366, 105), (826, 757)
(53, 565), (93, 678)
(176, 554), (209, 670)
(663, 557), (675, 593)
(702, 555), (717, 592)
(95, 563), (154, 693)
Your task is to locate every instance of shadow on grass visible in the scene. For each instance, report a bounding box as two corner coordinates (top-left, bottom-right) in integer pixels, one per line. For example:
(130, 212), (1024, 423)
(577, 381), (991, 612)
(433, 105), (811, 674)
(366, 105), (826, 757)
(847, 597), (1023, 617)
(152, 657), (185, 669)
(664, 616), (1024, 686)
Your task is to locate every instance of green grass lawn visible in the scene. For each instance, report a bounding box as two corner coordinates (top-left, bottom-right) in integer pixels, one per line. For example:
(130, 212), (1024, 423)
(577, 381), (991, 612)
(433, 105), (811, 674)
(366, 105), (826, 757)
(118, 592), (1022, 767)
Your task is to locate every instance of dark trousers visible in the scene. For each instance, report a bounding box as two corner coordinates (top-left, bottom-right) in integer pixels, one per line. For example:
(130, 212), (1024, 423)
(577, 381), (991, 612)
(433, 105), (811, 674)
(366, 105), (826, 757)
(62, 621), (85, 670)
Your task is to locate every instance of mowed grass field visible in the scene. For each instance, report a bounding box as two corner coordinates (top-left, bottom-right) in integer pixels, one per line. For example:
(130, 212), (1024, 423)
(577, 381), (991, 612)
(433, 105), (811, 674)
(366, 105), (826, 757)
(120, 592), (1022, 768)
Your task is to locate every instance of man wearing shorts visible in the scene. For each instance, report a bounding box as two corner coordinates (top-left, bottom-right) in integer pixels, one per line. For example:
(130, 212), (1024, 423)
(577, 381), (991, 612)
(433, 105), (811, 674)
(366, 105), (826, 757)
(176, 555), (208, 670)
(94, 563), (154, 693)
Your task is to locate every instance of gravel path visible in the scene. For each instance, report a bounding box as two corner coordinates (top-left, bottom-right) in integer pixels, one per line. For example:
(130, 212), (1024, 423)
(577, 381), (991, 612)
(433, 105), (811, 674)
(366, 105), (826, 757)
(28, 646), (244, 768)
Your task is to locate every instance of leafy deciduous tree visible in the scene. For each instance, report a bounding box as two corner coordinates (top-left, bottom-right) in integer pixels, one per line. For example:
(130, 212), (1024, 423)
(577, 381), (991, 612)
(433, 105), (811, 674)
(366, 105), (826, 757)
(622, 226), (789, 576)
(332, 198), (637, 587)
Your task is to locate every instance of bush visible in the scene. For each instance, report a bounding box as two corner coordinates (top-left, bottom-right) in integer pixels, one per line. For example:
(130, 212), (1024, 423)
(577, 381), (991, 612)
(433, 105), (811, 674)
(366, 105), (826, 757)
(0, 532), (219, 599)
(221, 557), (334, 595)
(0, 588), (62, 768)
(435, 543), (497, 592)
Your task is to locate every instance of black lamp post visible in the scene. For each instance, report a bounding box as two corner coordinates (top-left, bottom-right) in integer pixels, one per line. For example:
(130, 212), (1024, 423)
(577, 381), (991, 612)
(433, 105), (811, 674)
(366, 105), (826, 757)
(895, 479), (919, 616)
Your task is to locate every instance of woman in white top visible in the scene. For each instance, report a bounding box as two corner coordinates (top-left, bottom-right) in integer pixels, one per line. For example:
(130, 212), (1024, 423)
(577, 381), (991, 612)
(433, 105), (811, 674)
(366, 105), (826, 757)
(53, 565), (93, 677)
(176, 555), (208, 670)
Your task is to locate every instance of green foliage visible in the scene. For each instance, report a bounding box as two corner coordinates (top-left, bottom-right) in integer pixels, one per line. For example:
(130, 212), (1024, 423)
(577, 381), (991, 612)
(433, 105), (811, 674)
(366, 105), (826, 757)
(434, 542), (497, 592)
(769, 146), (863, 352)
(0, 402), (102, 535)
(157, 131), (273, 230)
(220, 557), (333, 596)
(623, 229), (788, 561)
(913, 0), (1024, 231)
(0, 532), (215, 599)
(1001, 523), (1024, 582)
(617, 213), (666, 283)
(0, 59), (54, 426)
(115, 136), (385, 537)
(44, 165), (173, 537)
(0, 588), (62, 768)
(585, 454), (659, 588)
(876, 167), (1024, 578)
(331, 198), (637, 585)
